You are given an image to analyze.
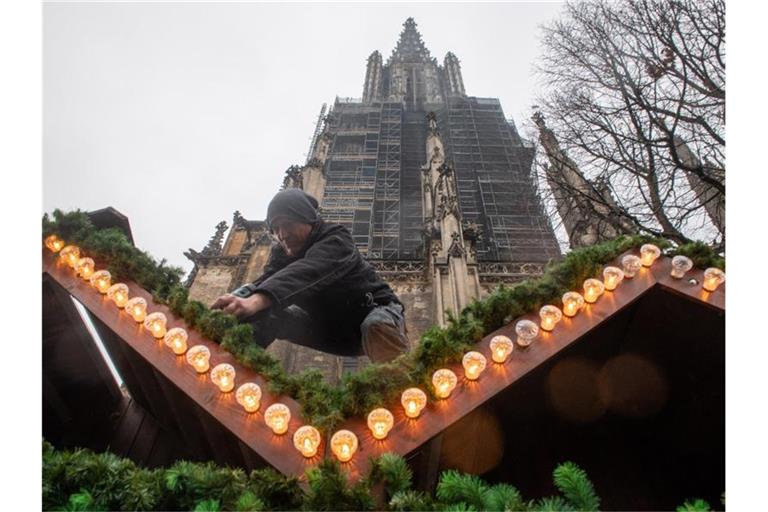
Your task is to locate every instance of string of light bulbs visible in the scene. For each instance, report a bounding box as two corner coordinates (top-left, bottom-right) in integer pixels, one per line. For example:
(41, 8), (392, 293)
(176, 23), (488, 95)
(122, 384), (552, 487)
(46, 236), (724, 462)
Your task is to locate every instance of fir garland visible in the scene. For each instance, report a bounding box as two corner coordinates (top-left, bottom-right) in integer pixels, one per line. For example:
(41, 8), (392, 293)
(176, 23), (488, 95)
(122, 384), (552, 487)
(43, 209), (725, 433)
(43, 440), (607, 511)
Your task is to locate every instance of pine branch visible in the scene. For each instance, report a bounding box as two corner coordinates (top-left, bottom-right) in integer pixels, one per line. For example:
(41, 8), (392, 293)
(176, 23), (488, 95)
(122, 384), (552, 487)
(553, 462), (600, 511)
(194, 498), (221, 511)
(61, 490), (98, 512)
(484, 483), (523, 511)
(436, 470), (490, 510)
(441, 502), (478, 512)
(389, 490), (436, 511)
(676, 498), (711, 512)
(531, 496), (576, 511)
(304, 459), (374, 511)
(367, 453), (413, 498)
(235, 490), (265, 512)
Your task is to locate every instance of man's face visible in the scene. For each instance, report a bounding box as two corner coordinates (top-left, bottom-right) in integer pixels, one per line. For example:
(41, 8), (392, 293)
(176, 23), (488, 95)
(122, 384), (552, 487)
(271, 217), (313, 257)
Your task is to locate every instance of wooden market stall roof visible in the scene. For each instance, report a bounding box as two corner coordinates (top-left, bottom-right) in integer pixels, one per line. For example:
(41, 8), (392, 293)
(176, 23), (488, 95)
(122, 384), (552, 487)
(42, 247), (724, 492)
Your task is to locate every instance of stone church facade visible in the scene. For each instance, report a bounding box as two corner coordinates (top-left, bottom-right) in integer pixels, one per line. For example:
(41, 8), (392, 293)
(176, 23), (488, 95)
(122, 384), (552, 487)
(185, 19), (561, 382)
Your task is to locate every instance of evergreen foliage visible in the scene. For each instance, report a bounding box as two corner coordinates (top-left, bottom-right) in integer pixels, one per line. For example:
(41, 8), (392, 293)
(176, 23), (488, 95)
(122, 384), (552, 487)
(194, 499), (221, 512)
(530, 496), (575, 511)
(388, 490), (436, 511)
(552, 461), (600, 511)
(483, 483), (523, 512)
(43, 210), (723, 432)
(43, 441), (614, 511)
(44, 441), (718, 511)
(436, 471), (490, 510)
(234, 491), (265, 512)
(303, 459), (375, 511)
(676, 498), (712, 512)
(60, 489), (97, 511)
(367, 452), (414, 499)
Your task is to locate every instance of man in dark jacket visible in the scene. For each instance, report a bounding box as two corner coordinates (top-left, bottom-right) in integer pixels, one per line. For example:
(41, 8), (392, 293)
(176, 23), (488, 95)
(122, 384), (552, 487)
(211, 189), (410, 363)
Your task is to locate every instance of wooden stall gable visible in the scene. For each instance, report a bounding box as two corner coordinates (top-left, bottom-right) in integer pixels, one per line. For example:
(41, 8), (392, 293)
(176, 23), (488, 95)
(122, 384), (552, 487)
(43, 249), (724, 487)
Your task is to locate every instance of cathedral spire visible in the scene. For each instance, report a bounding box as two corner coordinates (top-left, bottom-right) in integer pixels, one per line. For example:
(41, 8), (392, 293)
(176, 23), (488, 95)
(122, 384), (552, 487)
(443, 52), (466, 96)
(388, 17), (433, 65)
(363, 50), (383, 102)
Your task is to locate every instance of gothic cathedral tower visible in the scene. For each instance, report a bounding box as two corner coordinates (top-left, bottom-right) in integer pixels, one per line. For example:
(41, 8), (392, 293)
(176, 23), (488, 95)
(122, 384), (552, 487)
(185, 19), (560, 381)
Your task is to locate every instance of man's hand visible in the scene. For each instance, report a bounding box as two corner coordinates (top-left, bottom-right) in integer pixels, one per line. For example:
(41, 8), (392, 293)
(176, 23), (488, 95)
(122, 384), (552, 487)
(211, 293), (273, 319)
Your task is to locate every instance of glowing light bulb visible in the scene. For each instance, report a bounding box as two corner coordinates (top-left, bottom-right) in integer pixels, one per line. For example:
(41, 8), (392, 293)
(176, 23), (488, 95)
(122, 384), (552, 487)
(143, 312), (167, 339)
(539, 305), (563, 331)
(45, 235), (65, 252)
(489, 335), (514, 363)
(74, 257), (95, 280)
(367, 408), (394, 440)
(265, 403), (291, 434)
(235, 383), (262, 413)
(670, 255), (693, 279)
(211, 363), (236, 392)
(401, 388), (427, 418)
(562, 292), (585, 317)
(515, 319), (539, 347)
(59, 245), (80, 268)
(702, 267), (725, 292)
(106, 283), (130, 308)
(293, 426), (321, 458)
(462, 351), (487, 380)
(186, 345), (211, 373)
(432, 369), (458, 399)
(330, 430), (358, 462)
(640, 244), (661, 267)
(602, 266), (624, 291)
(89, 270), (112, 294)
(163, 327), (188, 355)
(583, 278), (605, 304)
(621, 254), (642, 278)
(125, 297), (147, 322)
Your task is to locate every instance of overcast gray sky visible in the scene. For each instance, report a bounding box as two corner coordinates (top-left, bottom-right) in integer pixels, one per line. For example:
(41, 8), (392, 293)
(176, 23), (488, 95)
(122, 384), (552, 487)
(43, 1), (564, 276)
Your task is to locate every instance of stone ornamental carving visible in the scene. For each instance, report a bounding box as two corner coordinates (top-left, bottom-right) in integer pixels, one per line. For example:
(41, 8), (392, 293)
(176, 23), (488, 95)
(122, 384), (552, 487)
(423, 220), (439, 240)
(232, 210), (246, 228)
(282, 165), (303, 190)
(184, 218), (229, 266)
(447, 232), (465, 258)
(368, 260), (428, 282)
(430, 146), (444, 166)
(430, 240), (443, 259)
(462, 221), (482, 243)
(369, 260), (426, 274)
(306, 157), (324, 170)
(477, 262), (546, 283)
(201, 221), (228, 256)
(426, 111), (439, 135)
(184, 251), (249, 268)
(434, 164), (462, 221)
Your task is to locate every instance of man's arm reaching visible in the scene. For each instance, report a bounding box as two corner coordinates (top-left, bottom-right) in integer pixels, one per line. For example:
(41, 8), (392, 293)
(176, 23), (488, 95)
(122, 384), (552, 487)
(210, 243), (288, 317)
(211, 292), (273, 319)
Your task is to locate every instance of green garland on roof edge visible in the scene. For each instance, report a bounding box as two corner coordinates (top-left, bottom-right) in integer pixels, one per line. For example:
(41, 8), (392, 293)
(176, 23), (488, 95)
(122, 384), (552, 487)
(43, 209), (725, 432)
(44, 440), (610, 511)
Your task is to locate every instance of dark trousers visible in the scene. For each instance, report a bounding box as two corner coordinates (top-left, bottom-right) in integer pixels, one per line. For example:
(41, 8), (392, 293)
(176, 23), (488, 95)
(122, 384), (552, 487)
(245, 302), (410, 363)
